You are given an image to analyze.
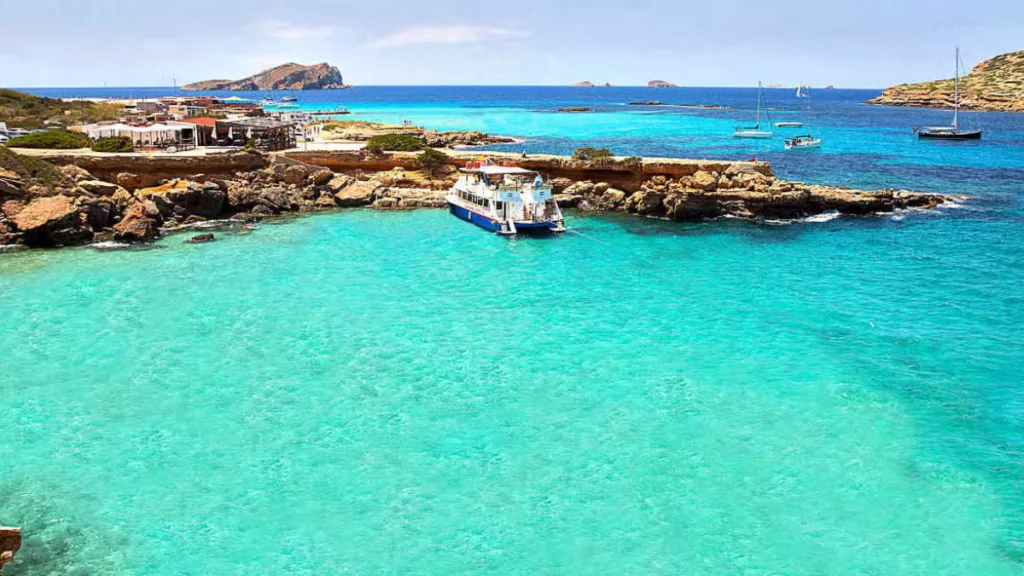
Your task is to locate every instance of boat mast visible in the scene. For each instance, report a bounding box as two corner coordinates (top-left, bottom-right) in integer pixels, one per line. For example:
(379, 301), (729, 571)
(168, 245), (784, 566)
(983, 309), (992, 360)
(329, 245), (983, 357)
(953, 46), (960, 131)
(756, 82), (763, 128)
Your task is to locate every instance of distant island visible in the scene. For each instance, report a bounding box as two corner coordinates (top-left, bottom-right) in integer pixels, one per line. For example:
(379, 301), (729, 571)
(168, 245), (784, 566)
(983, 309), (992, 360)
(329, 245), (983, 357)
(648, 80), (678, 88)
(571, 81), (595, 88)
(868, 49), (1024, 112)
(182, 62), (348, 91)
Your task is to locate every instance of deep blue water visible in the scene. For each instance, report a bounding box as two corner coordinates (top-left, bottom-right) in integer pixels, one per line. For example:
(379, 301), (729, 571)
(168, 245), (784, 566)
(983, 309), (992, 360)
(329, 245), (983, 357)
(3, 86), (1023, 574)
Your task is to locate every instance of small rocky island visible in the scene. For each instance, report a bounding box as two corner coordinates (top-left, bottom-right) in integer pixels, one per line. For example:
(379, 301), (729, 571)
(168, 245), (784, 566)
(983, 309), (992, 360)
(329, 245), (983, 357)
(868, 49), (1024, 112)
(648, 80), (679, 88)
(182, 62), (348, 91)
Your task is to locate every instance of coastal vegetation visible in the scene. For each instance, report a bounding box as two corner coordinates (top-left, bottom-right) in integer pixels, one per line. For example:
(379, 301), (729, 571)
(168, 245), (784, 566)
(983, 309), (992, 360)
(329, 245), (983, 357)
(414, 148), (449, 175)
(0, 89), (121, 129)
(868, 49), (1024, 112)
(365, 134), (426, 153)
(91, 136), (133, 153)
(0, 146), (64, 183)
(572, 147), (614, 161)
(6, 129), (91, 149)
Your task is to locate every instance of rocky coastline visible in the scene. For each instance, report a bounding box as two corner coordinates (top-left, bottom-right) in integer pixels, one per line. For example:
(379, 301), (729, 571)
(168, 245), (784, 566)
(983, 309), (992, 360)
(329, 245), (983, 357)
(0, 149), (953, 250)
(320, 122), (518, 148)
(867, 49), (1024, 112)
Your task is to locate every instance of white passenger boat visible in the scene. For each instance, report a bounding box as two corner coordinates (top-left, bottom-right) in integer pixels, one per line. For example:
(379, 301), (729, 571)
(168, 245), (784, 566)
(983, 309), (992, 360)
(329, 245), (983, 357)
(447, 159), (566, 235)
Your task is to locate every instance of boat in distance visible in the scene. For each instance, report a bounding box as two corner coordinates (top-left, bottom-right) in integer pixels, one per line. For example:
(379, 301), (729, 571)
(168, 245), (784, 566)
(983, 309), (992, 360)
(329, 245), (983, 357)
(446, 159), (566, 235)
(785, 134), (822, 149)
(734, 82), (775, 139)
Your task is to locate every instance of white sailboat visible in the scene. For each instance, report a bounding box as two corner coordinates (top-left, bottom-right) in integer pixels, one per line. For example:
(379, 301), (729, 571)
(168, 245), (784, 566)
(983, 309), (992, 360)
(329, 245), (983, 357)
(785, 87), (822, 150)
(734, 82), (774, 139)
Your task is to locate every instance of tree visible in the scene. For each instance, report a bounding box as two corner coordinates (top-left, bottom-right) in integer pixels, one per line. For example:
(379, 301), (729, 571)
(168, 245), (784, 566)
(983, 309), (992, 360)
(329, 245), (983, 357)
(415, 148), (449, 175)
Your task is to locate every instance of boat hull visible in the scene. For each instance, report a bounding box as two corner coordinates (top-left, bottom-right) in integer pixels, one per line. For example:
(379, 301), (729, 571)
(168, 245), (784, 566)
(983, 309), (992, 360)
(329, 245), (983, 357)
(449, 202), (503, 233)
(734, 131), (773, 139)
(918, 130), (983, 141)
(447, 202), (562, 235)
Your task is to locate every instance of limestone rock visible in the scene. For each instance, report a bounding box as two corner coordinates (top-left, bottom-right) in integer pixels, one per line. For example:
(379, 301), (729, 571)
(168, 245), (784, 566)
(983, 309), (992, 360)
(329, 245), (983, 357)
(77, 180), (122, 197)
(310, 168), (333, 186)
(597, 188), (627, 210)
(692, 170), (718, 192)
(283, 165), (308, 186)
(11, 195), (92, 247)
(327, 175), (355, 193)
(79, 197), (117, 231)
(59, 164), (94, 183)
(334, 181), (379, 207)
(2, 200), (25, 219)
(116, 172), (142, 189)
(625, 190), (666, 216)
(113, 202), (160, 242)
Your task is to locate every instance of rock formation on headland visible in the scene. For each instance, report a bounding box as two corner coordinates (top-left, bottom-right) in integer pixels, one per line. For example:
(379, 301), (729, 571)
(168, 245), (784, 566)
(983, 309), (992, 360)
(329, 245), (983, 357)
(648, 80), (678, 88)
(0, 146), (952, 250)
(868, 49), (1024, 112)
(182, 62), (348, 91)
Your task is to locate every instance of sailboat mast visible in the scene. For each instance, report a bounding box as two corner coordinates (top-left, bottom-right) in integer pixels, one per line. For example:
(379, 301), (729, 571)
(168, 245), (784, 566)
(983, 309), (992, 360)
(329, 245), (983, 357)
(756, 82), (762, 127)
(953, 46), (960, 130)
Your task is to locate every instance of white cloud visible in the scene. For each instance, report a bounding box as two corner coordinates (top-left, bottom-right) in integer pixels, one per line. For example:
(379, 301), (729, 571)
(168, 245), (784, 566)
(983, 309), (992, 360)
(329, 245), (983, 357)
(372, 26), (528, 49)
(259, 21), (336, 40)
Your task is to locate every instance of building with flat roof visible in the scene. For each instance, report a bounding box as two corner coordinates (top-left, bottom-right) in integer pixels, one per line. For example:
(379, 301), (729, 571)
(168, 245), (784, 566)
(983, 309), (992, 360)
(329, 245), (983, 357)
(214, 118), (295, 150)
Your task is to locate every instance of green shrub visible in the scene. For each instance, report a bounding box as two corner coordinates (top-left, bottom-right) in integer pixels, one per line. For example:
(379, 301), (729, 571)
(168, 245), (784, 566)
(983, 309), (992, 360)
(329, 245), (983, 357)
(0, 146), (64, 183)
(415, 147), (449, 174)
(91, 136), (133, 153)
(572, 147), (614, 161)
(6, 129), (92, 149)
(365, 133), (425, 153)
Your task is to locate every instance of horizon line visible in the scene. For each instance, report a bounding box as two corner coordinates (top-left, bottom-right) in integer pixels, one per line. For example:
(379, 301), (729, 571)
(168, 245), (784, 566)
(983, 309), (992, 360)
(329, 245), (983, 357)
(8, 84), (883, 91)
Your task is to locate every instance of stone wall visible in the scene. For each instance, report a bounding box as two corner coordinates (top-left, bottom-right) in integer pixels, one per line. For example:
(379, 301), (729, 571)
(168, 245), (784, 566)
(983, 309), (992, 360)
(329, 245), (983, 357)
(284, 150), (773, 193)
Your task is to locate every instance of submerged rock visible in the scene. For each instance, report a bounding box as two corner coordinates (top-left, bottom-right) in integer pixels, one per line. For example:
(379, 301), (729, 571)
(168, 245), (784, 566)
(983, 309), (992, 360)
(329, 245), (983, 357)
(186, 233), (216, 244)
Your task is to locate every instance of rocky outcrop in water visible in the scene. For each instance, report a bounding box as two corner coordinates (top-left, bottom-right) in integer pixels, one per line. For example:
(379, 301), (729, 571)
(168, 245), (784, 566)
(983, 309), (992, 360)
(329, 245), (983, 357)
(0, 149), (953, 250)
(182, 62), (347, 91)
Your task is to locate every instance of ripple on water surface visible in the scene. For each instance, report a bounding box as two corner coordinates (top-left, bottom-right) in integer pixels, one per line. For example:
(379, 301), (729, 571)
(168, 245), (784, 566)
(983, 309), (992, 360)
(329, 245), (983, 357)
(1, 209), (1022, 575)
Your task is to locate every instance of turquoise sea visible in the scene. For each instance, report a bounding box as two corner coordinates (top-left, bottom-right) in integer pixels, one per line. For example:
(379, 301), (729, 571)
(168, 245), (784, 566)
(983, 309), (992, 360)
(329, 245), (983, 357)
(3, 87), (1024, 574)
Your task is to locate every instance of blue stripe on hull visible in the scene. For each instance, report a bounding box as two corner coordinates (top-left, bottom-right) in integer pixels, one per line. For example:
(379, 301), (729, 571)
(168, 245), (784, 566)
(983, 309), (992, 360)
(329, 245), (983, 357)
(449, 202), (502, 233)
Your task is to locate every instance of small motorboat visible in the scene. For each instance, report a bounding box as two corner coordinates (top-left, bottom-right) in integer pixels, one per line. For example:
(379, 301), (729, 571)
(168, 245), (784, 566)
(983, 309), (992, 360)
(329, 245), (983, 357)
(280, 96), (298, 102)
(785, 134), (822, 150)
(775, 121), (804, 128)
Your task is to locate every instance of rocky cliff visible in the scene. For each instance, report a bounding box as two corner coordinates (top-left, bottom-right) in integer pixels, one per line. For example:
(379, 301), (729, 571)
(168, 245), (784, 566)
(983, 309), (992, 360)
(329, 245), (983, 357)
(182, 62), (347, 91)
(868, 50), (1024, 112)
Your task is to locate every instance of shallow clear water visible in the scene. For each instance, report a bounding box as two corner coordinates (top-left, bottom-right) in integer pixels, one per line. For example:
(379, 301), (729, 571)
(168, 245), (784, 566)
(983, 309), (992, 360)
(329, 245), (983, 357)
(4, 87), (1024, 574)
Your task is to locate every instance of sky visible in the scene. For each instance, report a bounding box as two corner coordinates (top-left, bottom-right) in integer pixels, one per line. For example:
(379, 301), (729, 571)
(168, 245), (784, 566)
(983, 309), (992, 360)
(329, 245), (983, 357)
(1, 0), (1022, 88)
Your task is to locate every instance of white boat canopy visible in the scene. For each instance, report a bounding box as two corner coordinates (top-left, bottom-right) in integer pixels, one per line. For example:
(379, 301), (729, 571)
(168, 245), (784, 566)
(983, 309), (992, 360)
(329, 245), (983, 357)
(468, 166), (536, 176)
